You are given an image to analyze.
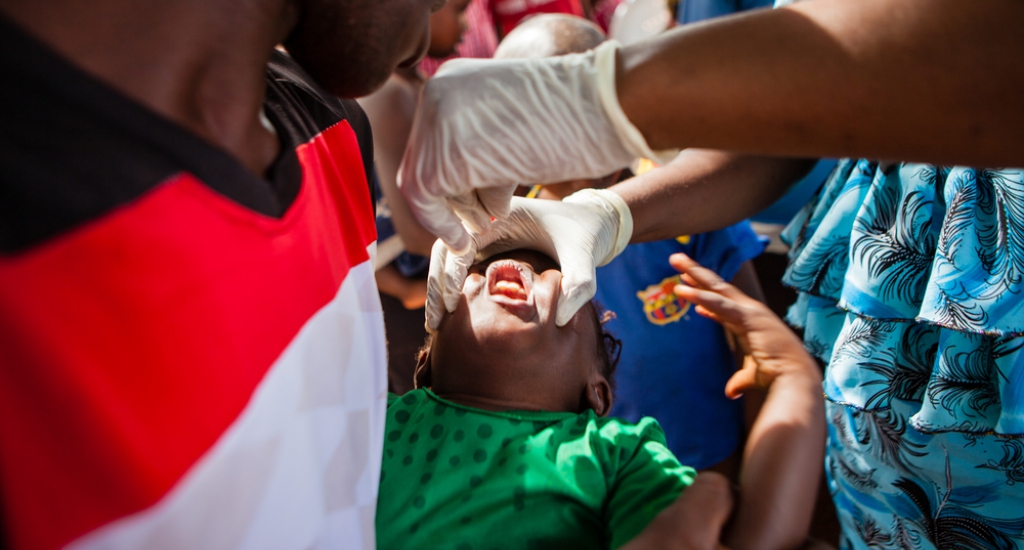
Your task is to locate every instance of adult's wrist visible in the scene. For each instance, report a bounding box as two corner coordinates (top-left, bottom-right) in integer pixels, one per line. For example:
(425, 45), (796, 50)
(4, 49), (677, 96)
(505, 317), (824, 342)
(595, 41), (678, 164)
(563, 188), (634, 266)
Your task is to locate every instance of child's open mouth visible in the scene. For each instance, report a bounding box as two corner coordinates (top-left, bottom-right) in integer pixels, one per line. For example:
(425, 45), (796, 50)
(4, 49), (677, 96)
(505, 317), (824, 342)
(486, 260), (533, 302)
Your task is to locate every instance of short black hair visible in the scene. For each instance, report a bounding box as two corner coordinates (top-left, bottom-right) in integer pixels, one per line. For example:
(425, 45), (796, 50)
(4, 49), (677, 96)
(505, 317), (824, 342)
(590, 300), (622, 390)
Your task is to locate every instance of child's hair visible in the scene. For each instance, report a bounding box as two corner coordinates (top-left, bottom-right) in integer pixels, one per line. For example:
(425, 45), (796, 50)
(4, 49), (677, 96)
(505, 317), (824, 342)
(415, 300), (623, 392)
(493, 14), (606, 59)
(591, 301), (622, 391)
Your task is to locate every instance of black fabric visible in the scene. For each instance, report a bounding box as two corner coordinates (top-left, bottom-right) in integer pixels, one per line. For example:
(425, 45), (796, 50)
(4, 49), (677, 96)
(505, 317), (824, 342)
(0, 16), (374, 254)
(265, 50), (376, 199)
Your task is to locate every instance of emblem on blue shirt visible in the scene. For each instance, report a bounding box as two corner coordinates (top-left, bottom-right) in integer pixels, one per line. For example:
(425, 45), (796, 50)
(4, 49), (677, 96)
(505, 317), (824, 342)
(636, 275), (691, 325)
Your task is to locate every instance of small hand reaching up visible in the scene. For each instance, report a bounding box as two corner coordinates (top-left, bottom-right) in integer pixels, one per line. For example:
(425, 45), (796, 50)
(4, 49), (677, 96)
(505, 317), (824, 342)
(669, 252), (819, 399)
(669, 252), (825, 550)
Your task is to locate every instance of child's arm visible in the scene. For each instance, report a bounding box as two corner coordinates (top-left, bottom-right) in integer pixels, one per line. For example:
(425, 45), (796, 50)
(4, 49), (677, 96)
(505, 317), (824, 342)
(717, 260), (768, 482)
(671, 253), (825, 550)
(358, 75), (438, 256)
(375, 264), (428, 310)
(727, 261), (768, 453)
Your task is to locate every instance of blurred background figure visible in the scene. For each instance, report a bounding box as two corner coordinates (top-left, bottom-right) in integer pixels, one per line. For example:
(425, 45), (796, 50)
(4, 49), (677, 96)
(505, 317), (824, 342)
(489, 0), (587, 38)
(423, 0), (628, 78)
(419, 0), (499, 77)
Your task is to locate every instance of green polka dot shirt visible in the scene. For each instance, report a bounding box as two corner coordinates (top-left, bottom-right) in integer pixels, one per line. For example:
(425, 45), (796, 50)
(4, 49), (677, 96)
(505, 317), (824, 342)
(376, 389), (696, 549)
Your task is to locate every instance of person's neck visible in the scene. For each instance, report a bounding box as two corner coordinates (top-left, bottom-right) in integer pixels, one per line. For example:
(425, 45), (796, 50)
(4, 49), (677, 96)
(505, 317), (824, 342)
(0, 0), (296, 177)
(429, 358), (585, 414)
(430, 390), (554, 413)
(394, 64), (424, 85)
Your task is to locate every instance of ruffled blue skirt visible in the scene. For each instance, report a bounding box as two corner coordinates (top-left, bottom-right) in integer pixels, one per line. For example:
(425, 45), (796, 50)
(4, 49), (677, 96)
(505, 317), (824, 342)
(784, 159), (1024, 436)
(782, 159), (1024, 548)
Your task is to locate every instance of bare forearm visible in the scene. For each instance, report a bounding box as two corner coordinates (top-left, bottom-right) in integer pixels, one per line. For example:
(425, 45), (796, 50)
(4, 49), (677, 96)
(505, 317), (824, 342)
(728, 263), (768, 436)
(611, 151), (812, 242)
(618, 0), (1024, 168)
(725, 371), (825, 550)
(359, 83), (438, 256)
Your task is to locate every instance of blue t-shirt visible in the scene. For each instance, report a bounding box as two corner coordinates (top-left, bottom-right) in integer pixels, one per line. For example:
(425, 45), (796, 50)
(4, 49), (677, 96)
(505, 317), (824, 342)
(676, 0), (773, 25)
(598, 222), (766, 469)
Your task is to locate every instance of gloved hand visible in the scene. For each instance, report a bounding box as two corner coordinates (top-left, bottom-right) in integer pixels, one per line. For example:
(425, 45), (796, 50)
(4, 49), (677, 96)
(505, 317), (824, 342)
(400, 40), (675, 254)
(425, 190), (633, 331)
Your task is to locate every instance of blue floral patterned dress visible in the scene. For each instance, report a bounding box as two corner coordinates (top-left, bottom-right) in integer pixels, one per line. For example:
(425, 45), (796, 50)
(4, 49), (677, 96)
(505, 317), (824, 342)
(782, 160), (1024, 549)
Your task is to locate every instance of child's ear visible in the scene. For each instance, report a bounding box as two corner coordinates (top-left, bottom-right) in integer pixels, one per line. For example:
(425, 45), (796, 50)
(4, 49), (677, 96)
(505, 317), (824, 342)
(413, 347), (433, 389)
(584, 378), (612, 416)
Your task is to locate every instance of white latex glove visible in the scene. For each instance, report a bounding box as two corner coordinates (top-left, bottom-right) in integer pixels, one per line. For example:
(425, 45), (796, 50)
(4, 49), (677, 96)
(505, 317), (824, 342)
(425, 190), (633, 331)
(400, 40), (675, 254)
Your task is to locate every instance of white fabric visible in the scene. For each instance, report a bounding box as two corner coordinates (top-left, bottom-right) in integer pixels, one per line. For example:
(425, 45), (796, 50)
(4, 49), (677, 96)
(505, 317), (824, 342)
(375, 234), (405, 270)
(425, 190), (632, 330)
(69, 254), (388, 550)
(399, 40), (670, 254)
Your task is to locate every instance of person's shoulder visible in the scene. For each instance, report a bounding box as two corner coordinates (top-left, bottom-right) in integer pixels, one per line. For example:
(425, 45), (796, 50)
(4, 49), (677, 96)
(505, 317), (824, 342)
(264, 49), (372, 145)
(389, 388), (431, 408)
(374, 72), (422, 106)
(592, 414), (671, 449)
(357, 72), (420, 137)
(265, 50), (375, 203)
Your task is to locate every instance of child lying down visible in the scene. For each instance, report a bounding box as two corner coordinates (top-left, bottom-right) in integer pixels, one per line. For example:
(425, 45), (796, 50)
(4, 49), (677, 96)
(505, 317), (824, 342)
(375, 248), (824, 549)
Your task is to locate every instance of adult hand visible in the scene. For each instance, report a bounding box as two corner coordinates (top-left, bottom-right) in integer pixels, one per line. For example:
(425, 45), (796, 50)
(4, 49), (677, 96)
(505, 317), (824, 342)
(424, 190), (633, 331)
(399, 40), (675, 254)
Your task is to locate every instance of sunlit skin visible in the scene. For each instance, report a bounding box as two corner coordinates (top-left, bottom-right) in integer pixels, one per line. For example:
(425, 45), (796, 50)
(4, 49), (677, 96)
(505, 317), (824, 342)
(418, 250), (611, 415)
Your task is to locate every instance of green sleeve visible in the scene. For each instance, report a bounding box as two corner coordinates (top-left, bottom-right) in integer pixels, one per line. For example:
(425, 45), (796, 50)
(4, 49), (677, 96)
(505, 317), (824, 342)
(602, 417), (697, 549)
(387, 392), (400, 407)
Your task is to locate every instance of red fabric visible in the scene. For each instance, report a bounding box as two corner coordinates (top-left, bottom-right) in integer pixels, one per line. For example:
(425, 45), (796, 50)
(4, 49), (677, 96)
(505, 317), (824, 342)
(488, 0), (585, 37)
(0, 121), (374, 550)
(590, 0), (624, 33)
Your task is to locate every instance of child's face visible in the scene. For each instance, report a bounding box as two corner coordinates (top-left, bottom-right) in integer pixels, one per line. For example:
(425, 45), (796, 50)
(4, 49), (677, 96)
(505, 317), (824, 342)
(428, 0), (472, 58)
(423, 250), (610, 414)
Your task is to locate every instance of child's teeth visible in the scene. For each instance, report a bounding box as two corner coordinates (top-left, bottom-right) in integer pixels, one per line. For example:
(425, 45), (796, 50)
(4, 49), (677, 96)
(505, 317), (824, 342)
(496, 281), (522, 291)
